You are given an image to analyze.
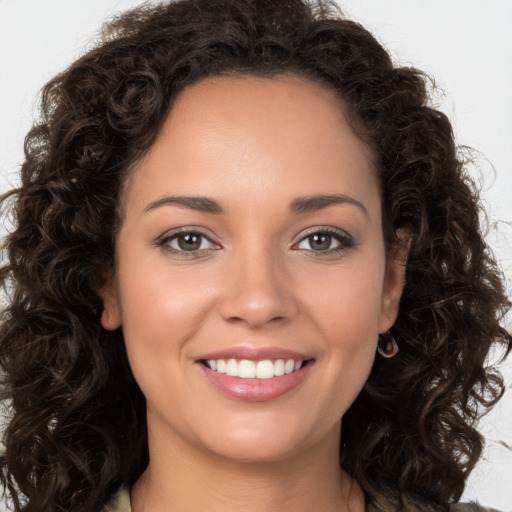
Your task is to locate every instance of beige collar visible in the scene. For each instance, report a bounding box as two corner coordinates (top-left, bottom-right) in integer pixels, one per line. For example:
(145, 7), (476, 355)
(104, 487), (131, 512)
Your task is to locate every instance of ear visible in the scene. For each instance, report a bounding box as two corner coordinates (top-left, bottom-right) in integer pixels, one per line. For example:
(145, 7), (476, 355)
(378, 228), (411, 333)
(97, 267), (122, 330)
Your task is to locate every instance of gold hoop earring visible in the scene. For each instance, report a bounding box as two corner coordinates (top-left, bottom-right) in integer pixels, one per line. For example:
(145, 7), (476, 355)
(377, 332), (399, 358)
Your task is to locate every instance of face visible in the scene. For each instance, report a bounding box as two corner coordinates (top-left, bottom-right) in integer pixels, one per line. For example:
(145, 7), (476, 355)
(101, 74), (407, 463)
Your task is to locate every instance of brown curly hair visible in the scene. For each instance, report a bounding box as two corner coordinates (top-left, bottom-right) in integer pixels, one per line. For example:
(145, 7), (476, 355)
(1, 1), (510, 511)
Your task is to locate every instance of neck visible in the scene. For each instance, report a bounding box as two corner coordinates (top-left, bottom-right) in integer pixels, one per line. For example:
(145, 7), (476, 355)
(130, 420), (364, 512)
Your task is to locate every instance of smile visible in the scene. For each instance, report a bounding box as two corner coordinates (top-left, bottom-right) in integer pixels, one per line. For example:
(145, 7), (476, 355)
(203, 358), (304, 379)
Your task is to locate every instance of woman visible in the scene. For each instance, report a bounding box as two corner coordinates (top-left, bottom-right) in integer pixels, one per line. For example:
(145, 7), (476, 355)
(0, 0), (510, 511)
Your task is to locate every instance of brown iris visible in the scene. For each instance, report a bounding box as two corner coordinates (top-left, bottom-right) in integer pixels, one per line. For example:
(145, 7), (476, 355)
(177, 233), (202, 251)
(308, 233), (332, 251)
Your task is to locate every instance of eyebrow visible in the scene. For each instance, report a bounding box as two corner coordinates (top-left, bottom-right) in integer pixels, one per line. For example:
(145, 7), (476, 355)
(289, 194), (368, 217)
(143, 193), (368, 217)
(144, 196), (224, 214)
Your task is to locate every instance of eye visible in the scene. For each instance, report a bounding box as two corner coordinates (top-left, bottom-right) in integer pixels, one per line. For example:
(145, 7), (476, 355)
(295, 229), (354, 254)
(158, 230), (219, 255)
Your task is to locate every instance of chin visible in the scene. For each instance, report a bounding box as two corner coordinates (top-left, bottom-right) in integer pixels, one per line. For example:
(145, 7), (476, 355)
(214, 436), (298, 463)
(196, 414), (339, 465)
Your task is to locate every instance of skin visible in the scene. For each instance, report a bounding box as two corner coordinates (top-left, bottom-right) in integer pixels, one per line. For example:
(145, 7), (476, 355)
(100, 74), (408, 512)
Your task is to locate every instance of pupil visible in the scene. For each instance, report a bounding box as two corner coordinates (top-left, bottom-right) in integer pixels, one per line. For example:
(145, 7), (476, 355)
(178, 233), (201, 251)
(310, 233), (331, 251)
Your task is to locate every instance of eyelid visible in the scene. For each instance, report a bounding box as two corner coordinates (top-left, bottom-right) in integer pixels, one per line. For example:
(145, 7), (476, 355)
(156, 226), (221, 255)
(155, 225), (354, 256)
(292, 226), (355, 253)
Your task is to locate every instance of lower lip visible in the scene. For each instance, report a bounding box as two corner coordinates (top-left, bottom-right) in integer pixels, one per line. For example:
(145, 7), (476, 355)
(197, 361), (313, 401)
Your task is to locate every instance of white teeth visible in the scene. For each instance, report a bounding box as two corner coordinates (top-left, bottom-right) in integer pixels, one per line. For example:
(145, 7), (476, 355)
(238, 359), (256, 378)
(284, 359), (295, 374)
(256, 360), (274, 379)
(216, 359), (226, 374)
(274, 359), (285, 376)
(225, 359), (238, 377)
(205, 358), (305, 379)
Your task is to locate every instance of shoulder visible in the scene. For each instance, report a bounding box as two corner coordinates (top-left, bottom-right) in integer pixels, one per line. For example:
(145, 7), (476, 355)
(450, 504), (503, 512)
(367, 495), (504, 512)
(366, 495), (504, 512)
(103, 487), (131, 512)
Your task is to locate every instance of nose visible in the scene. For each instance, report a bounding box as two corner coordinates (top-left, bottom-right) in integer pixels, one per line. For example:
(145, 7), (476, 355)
(219, 249), (298, 329)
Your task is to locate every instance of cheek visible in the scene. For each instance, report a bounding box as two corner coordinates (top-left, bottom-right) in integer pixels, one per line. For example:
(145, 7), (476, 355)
(115, 254), (217, 387)
(303, 258), (385, 341)
(300, 259), (384, 401)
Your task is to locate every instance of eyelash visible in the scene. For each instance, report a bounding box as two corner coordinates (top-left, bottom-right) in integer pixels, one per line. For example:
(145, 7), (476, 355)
(156, 227), (355, 257)
(293, 227), (355, 256)
(156, 228), (219, 257)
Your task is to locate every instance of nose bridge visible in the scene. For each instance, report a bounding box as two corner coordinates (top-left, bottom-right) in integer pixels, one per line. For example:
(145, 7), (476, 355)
(219, 239), (296, 327)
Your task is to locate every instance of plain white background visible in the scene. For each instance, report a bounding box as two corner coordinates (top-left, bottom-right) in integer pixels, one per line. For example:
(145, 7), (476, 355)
(0, 1), (511, 510)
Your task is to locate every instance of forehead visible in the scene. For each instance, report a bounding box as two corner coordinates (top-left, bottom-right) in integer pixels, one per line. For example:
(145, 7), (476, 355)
(123, 73), (380, 217)
(166, 73), (375, 166)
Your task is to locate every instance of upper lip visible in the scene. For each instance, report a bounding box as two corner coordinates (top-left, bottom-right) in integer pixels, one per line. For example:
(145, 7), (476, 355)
(196, 346), (312, 362)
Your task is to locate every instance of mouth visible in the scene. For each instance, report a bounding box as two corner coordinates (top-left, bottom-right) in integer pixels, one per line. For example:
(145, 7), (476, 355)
(200, 358), (309, 379)
(195, 349), (315, 401)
